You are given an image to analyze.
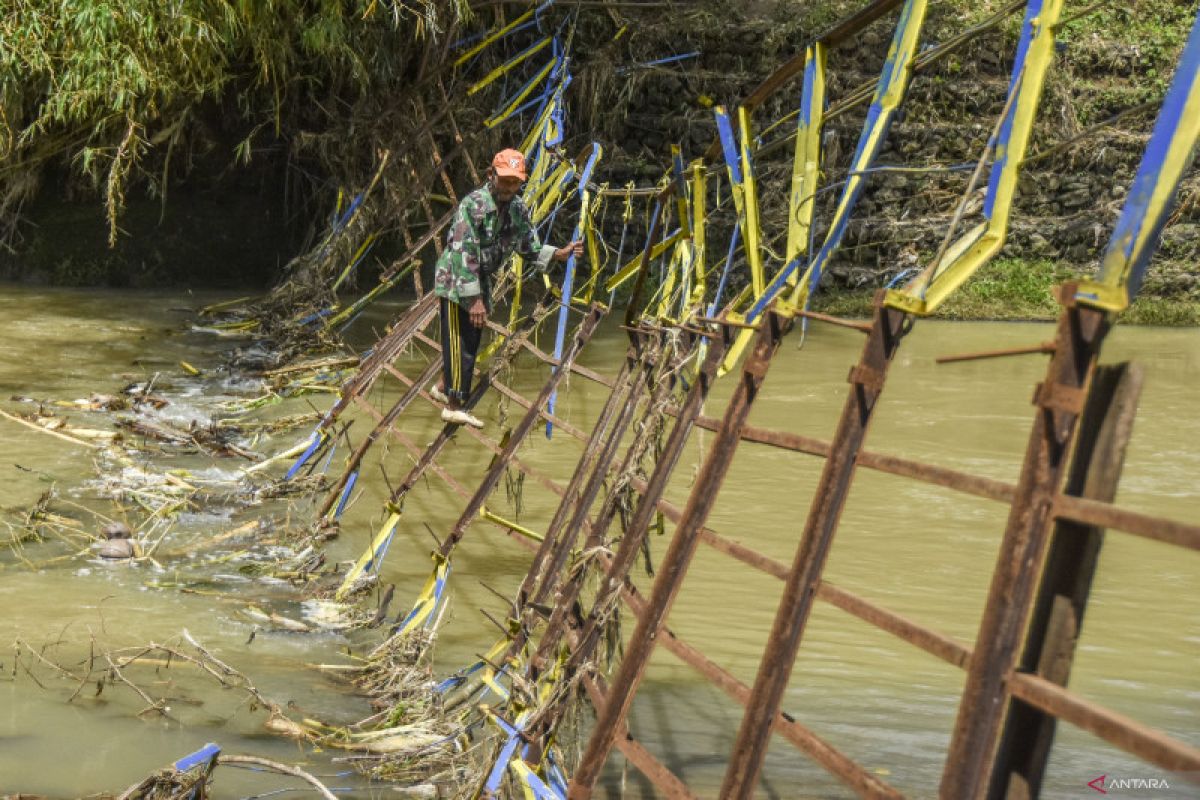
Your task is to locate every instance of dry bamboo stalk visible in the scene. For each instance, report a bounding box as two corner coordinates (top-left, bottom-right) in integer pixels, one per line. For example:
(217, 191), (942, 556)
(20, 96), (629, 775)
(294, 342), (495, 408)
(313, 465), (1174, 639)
(0, 408), (102, 449)
(217, 754), (339, 799)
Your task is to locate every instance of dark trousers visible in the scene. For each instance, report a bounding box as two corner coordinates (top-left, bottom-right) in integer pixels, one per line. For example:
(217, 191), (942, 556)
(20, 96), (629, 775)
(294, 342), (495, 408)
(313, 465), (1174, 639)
(440, 297), (482, 403)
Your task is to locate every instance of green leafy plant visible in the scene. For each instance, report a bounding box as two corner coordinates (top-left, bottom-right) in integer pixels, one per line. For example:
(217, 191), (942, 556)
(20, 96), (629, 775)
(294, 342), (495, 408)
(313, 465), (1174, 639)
(0, 0), (469, 245)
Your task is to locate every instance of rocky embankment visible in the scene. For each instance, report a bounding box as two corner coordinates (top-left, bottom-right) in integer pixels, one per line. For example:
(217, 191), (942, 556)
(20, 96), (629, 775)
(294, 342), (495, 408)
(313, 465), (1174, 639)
(575, 0), (1198, 312)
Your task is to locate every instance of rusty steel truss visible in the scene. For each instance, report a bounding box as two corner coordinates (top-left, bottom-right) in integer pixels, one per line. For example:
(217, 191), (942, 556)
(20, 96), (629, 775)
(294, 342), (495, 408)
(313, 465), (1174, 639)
(290, 0), (1200, 795)
(324, 280), (1197, 799)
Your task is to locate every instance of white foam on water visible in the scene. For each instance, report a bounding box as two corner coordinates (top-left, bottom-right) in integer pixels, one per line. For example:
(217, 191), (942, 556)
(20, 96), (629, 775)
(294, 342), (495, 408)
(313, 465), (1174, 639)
(176, 509), (235, 527)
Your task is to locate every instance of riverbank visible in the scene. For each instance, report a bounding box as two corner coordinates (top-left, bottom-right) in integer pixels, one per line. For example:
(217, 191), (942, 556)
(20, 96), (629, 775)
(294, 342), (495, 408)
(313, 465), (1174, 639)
(3, 1), (1195, 325)
(2, 254), (1197, 326)
(810, 258), (1200, 325)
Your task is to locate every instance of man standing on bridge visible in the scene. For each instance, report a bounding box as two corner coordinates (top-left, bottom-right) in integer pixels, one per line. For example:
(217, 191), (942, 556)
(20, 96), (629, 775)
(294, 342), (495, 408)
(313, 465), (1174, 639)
(430, 148), (581, 429)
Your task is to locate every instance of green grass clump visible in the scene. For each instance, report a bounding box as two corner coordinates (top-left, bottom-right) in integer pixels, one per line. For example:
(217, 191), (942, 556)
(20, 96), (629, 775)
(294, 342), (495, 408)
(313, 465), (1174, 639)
(809, 289), (877, 319)
(936, 258), (1073, 320)
(1118, 298), (1200, 326)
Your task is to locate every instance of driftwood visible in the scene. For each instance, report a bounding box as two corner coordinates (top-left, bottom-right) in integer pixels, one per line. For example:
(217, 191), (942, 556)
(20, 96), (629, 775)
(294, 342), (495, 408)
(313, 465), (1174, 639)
(216, 755), (338, 800)
(0, 407), (104, 449)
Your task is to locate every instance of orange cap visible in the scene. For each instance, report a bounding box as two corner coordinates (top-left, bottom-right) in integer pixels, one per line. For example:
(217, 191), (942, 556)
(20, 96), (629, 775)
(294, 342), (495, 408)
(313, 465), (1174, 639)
(491, 148), (528, 180)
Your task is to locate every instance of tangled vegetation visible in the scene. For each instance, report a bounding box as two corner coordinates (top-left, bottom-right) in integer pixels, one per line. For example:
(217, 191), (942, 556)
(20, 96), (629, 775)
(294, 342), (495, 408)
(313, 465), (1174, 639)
(1, 0), (1195, 322)
(0, 0), (469, 248)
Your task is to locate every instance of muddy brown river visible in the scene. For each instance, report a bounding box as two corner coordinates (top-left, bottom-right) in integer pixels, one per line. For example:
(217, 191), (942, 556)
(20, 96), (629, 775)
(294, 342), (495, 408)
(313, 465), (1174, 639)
(0, 286), (1196, 798)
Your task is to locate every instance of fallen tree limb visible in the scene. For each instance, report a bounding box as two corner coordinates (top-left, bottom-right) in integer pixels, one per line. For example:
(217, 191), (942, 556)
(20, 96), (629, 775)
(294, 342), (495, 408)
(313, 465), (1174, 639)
(0, 407), (102, 449)
(217, 754), (339, 800)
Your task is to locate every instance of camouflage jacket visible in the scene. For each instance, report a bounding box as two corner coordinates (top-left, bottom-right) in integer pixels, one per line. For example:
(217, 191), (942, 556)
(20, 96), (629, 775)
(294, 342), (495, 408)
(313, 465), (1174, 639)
(433, 186), (556, 308)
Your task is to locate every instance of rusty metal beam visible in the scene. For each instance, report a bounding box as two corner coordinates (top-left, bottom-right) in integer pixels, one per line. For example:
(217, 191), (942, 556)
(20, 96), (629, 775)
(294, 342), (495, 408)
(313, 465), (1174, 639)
(488, 375), (590, 441)
(501, 514), (701, 800)
(619, 585), (905, 799)
(988, 363), (1142, 798)
(485, 319), (614, 387)
(351, 395), (470, 499)
(490, 347), (653, 776)
(689, 409), (1197, 549)
(438, 306), (604, 556)
(515, 348), (641, 608)
(688, 414), (1018, 503)
(366, 324), (1193, 798)
(543, 331), (727, 702)
(697, 526), (787, 578)
(525, 335), (700, 710)
(936, 341), (1056, 364)
(356, 394), (574, 544)
(348, 313), (1189, 800)
(527, 337), (685, 689)
(623, 483), (977, 673)
(358, 393), (570, 540)
(721, 296), (909, 799)
(792, 307), (875, 333)
(385, 373), (498, 509)
(569, 313), (788, 798)
(1052, 494), (1200, 551)
(380, 363), (567, 501)
(358, 374), (695, 799)
(508, 511), (901, 799)
(1006, 672), (1200, 777)
(855, 448), (1014, 504)
(317, 358), (442, 517)
(513, 327), (723, 788)
(455, 318), (1200, 555)
(581, 672), (701, 800)
(323, 293), (439, 428)
(818, 580), (972, 670)
(413, 329), (594, 440)
(671, 506), (977, 670)
(701, 0), (907, 164)
(526, 349), (657, 613)
(463, 329), (1025, 569)
(500, 379), (902, 799)
(337, 293), (1193, 799)
(364, 306), (569, 513)
(941, 291), (1110, 799)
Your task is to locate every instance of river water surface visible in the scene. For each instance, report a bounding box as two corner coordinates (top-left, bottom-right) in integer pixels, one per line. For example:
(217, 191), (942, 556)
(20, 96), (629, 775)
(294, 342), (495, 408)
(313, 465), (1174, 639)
(0, 286), (1196, 798)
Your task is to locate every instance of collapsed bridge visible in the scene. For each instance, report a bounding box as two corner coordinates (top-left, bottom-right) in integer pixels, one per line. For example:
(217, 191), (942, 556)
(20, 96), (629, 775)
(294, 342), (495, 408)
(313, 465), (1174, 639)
(7, 0), (1196, 797)
(231, 1), (1200, 796)
(199, 2), (1198, 796)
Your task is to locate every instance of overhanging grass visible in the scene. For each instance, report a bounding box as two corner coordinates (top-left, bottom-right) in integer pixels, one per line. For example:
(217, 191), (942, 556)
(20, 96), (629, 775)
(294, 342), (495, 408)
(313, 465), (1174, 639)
(1, 0), (470, 244)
